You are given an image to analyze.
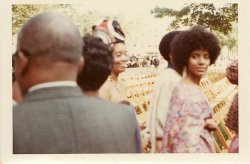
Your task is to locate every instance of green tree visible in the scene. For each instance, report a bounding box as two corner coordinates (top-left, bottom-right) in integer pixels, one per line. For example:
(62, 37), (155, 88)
(12, 5), (44, 36)
(216, 24), (238, 56)
(12, 4), (99, 50)
(151, 3), (238, 35)
(12, 4), (128, 50)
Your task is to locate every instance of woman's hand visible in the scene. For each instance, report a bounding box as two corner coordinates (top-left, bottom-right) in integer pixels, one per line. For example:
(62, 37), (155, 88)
(204, 119), (218, 132)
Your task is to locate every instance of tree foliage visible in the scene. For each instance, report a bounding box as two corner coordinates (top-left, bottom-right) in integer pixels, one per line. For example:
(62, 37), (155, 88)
(151, 3), (238, 35)
(215, 24), (238, 55)
(12, 5), (43, 36)
(12, 4), (97, 37)
(12, 4), (130, 52)
(12, 4), (128, 39)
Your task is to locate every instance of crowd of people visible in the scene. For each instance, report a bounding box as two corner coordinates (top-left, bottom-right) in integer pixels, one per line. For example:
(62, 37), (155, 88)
(127, 55), (160, 68)
(12, 12), (238, 153)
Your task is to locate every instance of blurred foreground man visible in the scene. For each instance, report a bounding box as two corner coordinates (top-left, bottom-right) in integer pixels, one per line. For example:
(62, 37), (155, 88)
(13, 12), (141, 153)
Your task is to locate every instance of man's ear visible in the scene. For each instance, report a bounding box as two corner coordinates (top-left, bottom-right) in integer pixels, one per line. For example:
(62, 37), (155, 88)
(77, 56), (84, 75)
(15, 51), (29, 77)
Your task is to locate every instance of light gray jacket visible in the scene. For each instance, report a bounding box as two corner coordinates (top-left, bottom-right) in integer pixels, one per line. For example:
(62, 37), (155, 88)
(13, 86), (142, 153)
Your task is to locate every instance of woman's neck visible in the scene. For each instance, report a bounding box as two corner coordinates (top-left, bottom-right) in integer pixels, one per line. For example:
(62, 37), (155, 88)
(110, 72), (119, 81)
(184, 76), (201, 86)
(83, 90), (99, 97)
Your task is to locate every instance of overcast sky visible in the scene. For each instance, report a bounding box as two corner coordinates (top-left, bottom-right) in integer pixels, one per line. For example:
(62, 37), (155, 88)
(73, 0), (229, 55)
(11, 1), (232, 55)
(74, 0), (187, 55)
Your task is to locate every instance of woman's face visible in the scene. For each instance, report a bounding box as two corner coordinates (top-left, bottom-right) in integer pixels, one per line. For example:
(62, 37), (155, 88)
(187, 49), (210, 79)
(112, 43), (128, 74)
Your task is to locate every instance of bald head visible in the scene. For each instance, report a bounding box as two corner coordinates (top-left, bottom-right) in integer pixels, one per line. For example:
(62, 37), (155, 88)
(17, 12), (82, 65)
(15, 12), (84, 95)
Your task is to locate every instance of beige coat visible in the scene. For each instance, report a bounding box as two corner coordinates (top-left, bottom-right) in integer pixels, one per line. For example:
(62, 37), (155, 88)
(147, 68), (181, 153)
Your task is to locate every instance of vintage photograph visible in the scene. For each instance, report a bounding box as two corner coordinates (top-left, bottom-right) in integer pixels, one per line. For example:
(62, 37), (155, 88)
(11, 2), (239, 155)
(3, 0), (250, 163)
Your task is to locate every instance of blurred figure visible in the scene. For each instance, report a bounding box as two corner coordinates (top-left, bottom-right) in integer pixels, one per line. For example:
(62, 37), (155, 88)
(13, 12), (83, 153)
(226, 59), (238, 85)
(77, 36), (142, 153)
(77, 35), (113, 96)
(225, 59), (238, 153)
(153, 57), (160, 68)
(145, 31), (182, 153)
(13, 12), (141, 153)
(161, 26), (221, 153)
(127, 56), (139, 68)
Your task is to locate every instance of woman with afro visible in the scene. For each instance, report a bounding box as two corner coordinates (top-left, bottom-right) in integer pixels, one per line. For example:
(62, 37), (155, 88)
(161, 26), (221, 153)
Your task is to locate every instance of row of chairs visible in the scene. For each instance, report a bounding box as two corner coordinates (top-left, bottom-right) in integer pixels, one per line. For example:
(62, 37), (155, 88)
(120, 66), (237, 153)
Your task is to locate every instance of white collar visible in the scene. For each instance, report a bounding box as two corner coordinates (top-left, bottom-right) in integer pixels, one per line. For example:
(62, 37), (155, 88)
(13, 99), (17, 106)
(28, 81), (77, 93)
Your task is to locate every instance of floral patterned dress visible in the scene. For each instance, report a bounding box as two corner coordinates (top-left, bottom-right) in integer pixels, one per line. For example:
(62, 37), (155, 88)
(161, 82), (215, 153)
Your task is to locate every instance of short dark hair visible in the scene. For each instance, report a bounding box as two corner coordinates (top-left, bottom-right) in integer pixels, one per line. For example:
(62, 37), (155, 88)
(171, 26), (221, 74)
(159, 31), (181, 62)
(77, 35), (113, 91)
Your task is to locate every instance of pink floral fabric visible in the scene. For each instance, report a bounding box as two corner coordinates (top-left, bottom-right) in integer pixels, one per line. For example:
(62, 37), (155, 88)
(228, 135), (238, 153)
(161, 83), (215, 153)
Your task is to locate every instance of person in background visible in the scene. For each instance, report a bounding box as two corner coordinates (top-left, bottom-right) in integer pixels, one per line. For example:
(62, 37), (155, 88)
(226, 59), (238, 85)
(13, 12), (141, 153)
(76, 35), (142, 153)
(225, 59), (238, 153)
(99, 41), (129, 104)
(77, 35), (113, 97)
(96, 20), (129, 104)
(144, 31), (182, 153)
(161, 26), (220, 153)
